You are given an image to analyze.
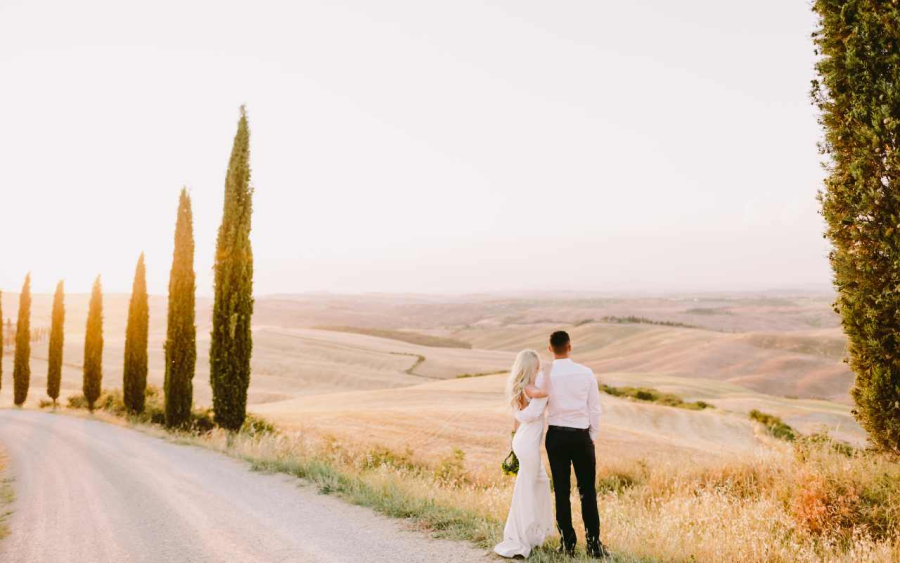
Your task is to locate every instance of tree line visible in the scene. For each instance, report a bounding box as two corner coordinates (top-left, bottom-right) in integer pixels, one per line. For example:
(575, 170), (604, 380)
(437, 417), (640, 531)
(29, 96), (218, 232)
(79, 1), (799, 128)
(0, 106), (254, 431)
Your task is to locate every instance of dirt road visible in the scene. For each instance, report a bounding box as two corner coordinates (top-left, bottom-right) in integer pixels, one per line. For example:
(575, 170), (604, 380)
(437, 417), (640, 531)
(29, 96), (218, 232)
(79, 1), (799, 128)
(0, 409), (488, 563)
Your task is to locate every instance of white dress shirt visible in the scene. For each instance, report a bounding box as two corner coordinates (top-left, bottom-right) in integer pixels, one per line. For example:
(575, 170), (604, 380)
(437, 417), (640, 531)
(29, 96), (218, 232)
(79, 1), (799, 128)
(537, 358), (602, 441)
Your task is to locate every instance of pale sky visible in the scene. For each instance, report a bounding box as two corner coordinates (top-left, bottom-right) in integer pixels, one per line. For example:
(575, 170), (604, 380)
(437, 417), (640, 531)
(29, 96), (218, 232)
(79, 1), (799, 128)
(0, 0), (830, 296)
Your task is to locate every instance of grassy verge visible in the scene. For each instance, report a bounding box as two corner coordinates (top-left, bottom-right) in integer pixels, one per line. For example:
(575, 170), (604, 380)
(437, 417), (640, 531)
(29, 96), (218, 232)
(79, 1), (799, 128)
(175, 423), (900, 563)
(600, 384), (712, 411)
(59, 385), (275, 436)
(0, 450), (13, 540)
(173, 428), (644, 562)
(50, 397), (900, 562)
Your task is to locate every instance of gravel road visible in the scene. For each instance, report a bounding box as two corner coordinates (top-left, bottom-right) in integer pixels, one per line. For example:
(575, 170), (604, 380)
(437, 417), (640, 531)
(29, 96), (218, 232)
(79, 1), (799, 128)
(0, 409), (490, 563)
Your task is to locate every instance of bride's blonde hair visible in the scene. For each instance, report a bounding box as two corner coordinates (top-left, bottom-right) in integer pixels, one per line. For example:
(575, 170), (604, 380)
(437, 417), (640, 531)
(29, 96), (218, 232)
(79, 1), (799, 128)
(506, 349), (541, 410)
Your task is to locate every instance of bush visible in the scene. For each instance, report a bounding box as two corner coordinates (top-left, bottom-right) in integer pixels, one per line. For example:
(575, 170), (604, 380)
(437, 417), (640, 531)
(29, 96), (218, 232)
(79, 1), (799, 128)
(67, 395), (88, 410)
(749, 409), (796, 441)
(796, 432), (857, 459)
(596, 471), (640, 495)
(65, 384), (275, 438)
(600, 384), (712, 411)
(240, 414), (276, 437)
(788, 439), (900, 542)
(362, 446), (417, 472)
(435, 448), (467, 487)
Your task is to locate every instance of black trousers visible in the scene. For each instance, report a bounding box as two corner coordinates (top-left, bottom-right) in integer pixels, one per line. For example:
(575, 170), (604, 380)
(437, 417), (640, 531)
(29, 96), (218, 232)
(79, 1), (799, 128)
(545, 426), (600, 550)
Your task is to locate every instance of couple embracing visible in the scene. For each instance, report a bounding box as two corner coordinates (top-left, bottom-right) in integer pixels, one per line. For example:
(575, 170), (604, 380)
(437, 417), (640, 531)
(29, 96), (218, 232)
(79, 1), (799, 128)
(494, 331), (610, 560)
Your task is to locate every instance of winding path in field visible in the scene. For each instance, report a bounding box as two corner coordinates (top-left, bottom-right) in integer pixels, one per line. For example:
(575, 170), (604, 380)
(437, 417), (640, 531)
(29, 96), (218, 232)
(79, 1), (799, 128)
(0, 410), (488, 563)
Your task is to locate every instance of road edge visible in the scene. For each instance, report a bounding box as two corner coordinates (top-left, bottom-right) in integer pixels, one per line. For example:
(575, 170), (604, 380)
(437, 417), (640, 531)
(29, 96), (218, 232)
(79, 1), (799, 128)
(0, 444), (14, 540)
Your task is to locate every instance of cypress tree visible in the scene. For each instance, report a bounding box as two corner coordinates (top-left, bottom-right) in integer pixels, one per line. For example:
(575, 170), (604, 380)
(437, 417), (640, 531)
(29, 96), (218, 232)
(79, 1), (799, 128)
(210, 106), (255, 431)
(83, 276), (104, 411)
(164, 189), (197, 428)
(813, 1), (900, 452)
(47, 280), (65, 406)
(13, 274), (32, 406)
(123, 254), (149, 414)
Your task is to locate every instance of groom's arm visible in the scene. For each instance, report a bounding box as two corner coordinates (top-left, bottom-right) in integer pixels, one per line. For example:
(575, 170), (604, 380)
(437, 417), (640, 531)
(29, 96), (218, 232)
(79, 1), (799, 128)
(587, 371), (602, 441)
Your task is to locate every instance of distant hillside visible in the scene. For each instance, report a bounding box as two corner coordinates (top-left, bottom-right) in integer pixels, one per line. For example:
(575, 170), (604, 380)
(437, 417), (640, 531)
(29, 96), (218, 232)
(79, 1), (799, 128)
(316, 326), (471, 349)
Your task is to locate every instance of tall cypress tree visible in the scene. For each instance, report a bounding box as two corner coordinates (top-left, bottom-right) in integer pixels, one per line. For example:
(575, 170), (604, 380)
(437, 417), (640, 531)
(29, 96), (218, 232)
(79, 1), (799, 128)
(13, 274), (32, 406)
(165, 189), (197, 428)
(123, 254), (149, 414)
(83, 276), (104, 411)
(813, 1), (900, 452)
(47, 280), (65, 406)
(210, 106), (255, 431)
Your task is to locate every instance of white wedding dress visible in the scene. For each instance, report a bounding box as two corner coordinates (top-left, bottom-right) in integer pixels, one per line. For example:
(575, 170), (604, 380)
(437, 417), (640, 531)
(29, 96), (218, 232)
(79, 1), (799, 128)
(494, 395), (555, 558)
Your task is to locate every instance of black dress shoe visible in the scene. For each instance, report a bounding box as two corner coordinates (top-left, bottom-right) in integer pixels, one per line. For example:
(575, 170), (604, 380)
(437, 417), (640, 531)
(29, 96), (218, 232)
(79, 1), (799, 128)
(587, 539), (611, 559)
(556, 542), (576, 557)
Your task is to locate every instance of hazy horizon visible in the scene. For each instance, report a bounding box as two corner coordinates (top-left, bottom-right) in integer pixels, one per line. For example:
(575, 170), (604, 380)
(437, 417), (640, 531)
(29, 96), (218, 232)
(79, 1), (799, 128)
(1, 0), (830, 296)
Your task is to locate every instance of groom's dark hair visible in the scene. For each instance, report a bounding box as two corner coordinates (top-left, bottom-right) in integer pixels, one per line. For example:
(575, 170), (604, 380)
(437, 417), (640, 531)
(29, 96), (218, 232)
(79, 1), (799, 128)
(550, 331), (570, 354)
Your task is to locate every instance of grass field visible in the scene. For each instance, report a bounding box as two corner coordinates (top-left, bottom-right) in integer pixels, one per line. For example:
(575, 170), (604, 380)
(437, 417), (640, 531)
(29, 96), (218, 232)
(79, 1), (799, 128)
(1, 290), (888, 561)
(68, 404), (899, 563)
(316, 326), (472, 349)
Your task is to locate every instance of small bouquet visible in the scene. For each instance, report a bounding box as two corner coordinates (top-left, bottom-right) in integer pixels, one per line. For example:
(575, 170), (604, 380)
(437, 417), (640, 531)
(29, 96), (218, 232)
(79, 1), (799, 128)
(501, 431), (519, 475)
(502, 450), (519, 475)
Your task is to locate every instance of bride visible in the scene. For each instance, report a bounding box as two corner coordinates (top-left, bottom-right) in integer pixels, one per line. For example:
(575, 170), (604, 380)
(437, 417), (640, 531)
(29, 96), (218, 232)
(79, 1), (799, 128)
(494, 350), (555, 558)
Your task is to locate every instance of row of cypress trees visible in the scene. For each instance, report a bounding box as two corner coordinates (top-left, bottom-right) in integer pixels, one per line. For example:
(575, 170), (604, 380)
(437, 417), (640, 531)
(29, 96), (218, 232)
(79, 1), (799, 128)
(4, 273), (104, 410)
(3, 107), (254, 431)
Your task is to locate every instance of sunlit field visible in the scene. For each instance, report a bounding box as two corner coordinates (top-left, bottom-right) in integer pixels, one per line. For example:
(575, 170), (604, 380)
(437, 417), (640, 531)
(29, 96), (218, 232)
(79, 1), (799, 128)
(161, 418), (899, 563)
(4, 291), (893, 561)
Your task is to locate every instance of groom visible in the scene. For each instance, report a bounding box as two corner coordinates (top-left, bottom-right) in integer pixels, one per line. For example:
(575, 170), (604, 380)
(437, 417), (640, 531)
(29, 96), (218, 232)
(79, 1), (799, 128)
(543, 331), (607, 558)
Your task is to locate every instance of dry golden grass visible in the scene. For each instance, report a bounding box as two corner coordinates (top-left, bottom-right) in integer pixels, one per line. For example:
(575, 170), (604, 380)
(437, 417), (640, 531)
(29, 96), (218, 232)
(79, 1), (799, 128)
(250, 371), (863, 473)
(163, 423), (899, 563)
(0, 448), (12, 540)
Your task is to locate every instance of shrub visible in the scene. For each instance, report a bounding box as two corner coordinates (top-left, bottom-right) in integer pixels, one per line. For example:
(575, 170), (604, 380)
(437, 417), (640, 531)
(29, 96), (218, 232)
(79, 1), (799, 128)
(596, 471), (640, 495)
(749, 409), (796, 441)
(240, 414), (277, 437)
(66, 384), (270, 437)
(796, 432), (857, 459)
(600, 384), (712, 411)
(67, 394), (88, 409)
(435, 448), (467, 487)
(362, 446), (417, 472)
